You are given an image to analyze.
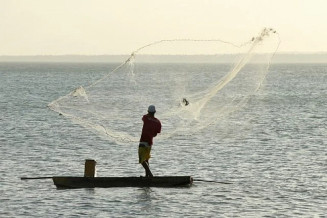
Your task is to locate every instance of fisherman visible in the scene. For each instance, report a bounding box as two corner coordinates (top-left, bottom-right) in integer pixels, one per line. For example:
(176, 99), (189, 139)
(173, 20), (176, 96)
(139, 105), (161, 177)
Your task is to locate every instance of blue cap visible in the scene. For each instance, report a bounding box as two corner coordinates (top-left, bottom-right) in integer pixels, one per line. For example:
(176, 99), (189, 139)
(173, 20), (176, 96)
(148, 105), (156, 113)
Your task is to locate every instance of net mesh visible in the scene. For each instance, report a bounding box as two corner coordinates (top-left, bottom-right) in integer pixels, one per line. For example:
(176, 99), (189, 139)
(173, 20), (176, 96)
(48, 28), (280, 144)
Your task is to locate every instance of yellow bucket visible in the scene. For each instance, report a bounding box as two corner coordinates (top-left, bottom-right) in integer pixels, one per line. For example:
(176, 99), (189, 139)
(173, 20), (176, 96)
(84, 159), (96, 177)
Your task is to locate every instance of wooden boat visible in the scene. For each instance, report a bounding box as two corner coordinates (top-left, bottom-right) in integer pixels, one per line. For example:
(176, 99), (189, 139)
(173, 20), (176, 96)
(53, 176), (193, 188)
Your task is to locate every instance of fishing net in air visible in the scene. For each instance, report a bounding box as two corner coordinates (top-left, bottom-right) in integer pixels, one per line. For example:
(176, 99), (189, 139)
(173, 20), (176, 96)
(48, 28), (280, 144)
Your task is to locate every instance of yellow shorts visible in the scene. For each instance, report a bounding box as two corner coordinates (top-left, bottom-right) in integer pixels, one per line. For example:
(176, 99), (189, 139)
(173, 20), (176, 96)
(138, 143), (151, 163)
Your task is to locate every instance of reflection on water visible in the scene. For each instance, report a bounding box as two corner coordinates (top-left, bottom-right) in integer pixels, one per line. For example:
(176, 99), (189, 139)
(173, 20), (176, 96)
(138, 188), (154, 213)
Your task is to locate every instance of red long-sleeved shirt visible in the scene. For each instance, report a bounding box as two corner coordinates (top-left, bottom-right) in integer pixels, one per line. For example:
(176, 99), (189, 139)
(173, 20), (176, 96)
(140, 114), (161, 146)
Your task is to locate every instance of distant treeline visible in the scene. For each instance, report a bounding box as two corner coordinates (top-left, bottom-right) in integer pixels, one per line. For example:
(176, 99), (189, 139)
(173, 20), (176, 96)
(0, 53), (326, 63)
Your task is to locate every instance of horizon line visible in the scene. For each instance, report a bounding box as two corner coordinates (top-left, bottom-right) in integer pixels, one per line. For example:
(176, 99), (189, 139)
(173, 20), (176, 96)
(1, 52), (327, 56)
(0, 53), (326, 64)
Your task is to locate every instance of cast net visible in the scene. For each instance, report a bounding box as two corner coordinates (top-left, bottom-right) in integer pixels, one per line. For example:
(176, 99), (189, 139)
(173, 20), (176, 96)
(48, 28), (280, 144)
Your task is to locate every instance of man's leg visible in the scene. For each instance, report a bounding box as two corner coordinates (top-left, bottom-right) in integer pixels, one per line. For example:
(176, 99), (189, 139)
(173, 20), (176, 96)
(141, 160), (153, 177)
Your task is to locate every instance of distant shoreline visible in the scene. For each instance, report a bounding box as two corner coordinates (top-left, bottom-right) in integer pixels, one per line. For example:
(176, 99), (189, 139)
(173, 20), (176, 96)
(0, 53), (326, 63)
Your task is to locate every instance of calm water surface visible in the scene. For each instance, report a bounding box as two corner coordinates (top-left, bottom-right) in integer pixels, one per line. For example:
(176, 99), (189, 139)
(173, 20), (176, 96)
(0, 63), (326, 217)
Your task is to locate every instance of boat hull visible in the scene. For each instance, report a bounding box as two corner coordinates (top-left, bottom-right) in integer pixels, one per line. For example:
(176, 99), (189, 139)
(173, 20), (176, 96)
(53, 176), (193, 188)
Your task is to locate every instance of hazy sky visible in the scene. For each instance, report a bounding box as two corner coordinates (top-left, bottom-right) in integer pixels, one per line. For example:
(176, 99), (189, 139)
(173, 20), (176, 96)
(1, 0), (327, 55)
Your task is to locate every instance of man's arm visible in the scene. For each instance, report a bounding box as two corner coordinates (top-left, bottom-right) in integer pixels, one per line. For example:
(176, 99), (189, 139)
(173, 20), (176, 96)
(157, 121), (161, 134)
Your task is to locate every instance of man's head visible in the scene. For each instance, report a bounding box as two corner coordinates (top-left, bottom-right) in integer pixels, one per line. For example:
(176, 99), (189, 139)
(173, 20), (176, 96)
(148, 105), (156, 115)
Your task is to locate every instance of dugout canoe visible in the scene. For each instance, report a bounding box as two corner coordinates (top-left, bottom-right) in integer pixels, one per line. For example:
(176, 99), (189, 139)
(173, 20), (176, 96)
(52, 176), (193, 188)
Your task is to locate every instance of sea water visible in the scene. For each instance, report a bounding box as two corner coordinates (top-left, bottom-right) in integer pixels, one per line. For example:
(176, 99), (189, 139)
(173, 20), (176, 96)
(0, 63), (326, 217)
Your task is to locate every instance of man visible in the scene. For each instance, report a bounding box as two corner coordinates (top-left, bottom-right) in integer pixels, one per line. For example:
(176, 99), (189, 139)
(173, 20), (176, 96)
(138, 105), (161, 177)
